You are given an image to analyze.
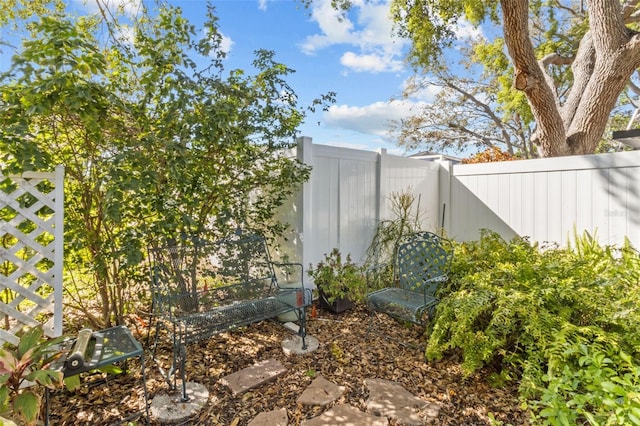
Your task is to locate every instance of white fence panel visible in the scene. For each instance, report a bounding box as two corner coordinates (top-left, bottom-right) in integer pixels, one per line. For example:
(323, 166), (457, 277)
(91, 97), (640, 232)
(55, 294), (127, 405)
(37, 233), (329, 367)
(0, 166), (64, 345)
(303, 141), (380, 267)
(276, 138), (443, 280)
(281, 138), (640, 266)
(379, 151), (441, 229)
(450, 151), (640, 248)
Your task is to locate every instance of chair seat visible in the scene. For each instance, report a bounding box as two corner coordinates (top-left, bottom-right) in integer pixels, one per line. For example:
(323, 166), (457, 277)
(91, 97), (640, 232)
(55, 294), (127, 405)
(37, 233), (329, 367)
(367, 287), (438, 324)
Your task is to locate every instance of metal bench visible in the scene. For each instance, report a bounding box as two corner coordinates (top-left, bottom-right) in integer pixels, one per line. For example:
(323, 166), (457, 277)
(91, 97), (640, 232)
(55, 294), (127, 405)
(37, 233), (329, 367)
(366, 232), (453, 325)
(148, 231), (312, 401)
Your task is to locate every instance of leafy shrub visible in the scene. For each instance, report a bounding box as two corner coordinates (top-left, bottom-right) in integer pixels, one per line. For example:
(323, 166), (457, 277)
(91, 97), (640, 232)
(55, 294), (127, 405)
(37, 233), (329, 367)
(308, 249), (367, 303)
(427, 230), (640, 424)
(0, 327), (64, 425)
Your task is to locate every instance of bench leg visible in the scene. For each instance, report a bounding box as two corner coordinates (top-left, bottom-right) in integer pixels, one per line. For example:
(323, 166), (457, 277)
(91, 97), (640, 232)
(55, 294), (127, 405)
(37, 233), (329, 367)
(173, 331), (190, 402)
(297, 308), (308, 350)
(151, 320), (177, 390)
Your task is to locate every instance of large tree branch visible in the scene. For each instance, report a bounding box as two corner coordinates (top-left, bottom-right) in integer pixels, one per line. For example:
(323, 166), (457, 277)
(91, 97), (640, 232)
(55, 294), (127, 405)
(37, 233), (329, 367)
(501, 0), (568, 156)
(588, 0), (628, 52)
(561, 31), (595, 126)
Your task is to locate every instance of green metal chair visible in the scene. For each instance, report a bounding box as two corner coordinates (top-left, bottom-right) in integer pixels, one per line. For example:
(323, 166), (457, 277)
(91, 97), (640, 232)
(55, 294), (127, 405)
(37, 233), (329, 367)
(366, 232), (453, 325)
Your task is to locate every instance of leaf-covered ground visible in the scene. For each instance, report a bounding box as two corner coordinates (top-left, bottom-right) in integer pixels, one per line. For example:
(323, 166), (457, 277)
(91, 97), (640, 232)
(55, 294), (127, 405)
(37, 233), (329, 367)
(46, 305), (529, 425)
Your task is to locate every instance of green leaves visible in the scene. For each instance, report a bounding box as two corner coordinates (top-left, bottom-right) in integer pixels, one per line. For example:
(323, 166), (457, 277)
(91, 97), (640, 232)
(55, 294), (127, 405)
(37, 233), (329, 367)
(14, 392), (38, 423)
(0, 326), (64, 425)
(308, 249), (367, 303)
(1, 5), (325, 327)
(428, 230), (640, 424)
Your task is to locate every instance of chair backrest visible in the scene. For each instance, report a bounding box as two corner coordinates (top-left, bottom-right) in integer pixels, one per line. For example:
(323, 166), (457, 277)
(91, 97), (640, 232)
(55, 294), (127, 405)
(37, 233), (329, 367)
(148, 231), (277, 316)
(396, 232), (453, 296)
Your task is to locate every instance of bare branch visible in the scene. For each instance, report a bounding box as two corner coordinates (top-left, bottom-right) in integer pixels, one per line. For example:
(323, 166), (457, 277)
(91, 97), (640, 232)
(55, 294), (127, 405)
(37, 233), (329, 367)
(622, 0), (640, 21)
(540, 52), (575, 66)
(628, 78), (640, 96)
(551, 0), (583, 18)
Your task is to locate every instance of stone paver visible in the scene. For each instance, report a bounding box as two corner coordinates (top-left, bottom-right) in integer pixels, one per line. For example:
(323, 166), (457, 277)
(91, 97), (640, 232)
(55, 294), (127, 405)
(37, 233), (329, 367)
(301, 404), (388, 426)
(219, 359), (287, 395)
(149, 381), (210, 424)
(248, 408), (288, 426)
(282, 334), (320, 355)
(297, 375), (345, 406)
(365, 378), (440, 425)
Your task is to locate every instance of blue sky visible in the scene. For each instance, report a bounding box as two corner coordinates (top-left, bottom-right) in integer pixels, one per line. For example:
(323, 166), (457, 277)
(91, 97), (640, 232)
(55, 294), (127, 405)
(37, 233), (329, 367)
(202, 0), (421, 155)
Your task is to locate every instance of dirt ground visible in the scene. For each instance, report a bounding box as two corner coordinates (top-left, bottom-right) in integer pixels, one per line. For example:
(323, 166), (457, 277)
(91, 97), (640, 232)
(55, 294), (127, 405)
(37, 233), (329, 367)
(45, 304), (529, 425)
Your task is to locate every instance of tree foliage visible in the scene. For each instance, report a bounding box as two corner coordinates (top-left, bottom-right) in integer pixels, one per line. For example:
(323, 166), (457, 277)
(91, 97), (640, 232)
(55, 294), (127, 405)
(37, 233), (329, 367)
(0, 3), (328, 326)
(461, 146), (517, 163)
(333, 0), (640, 158)
(392, 69), (536, 158)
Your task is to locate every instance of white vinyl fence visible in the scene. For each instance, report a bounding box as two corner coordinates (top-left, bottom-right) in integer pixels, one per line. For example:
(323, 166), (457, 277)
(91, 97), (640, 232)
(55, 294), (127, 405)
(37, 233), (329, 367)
(449, 150), (640, 249)
(280, 138), (640, 276)
(0, 166), (64, 345)
(275, 137), (442, 274)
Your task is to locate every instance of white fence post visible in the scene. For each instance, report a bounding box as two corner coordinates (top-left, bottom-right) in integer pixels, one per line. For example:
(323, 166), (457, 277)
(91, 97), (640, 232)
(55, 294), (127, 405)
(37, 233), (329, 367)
(439, 161), (452, 233)
(299, 136), (314, 276)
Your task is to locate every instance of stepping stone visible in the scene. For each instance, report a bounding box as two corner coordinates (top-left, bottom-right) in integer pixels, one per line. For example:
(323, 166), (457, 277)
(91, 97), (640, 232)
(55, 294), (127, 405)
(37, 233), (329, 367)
(301, 404), (387, 426)
(219, 359), (287, 395)
(365, 378), (440, 425)
(282, 334), (320, 355)
(297, 375), (345, 407)
(149, 381), (210, 424)
(248, 407), (288, 426)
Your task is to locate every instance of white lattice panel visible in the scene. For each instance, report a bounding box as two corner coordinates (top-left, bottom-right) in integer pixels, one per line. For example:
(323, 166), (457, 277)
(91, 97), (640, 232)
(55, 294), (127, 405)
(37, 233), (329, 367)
(0, 166), (64, 345)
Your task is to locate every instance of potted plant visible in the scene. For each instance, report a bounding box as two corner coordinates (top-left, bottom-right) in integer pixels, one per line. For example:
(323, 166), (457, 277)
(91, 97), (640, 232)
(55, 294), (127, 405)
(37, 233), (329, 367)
(308, 249), (367, 314)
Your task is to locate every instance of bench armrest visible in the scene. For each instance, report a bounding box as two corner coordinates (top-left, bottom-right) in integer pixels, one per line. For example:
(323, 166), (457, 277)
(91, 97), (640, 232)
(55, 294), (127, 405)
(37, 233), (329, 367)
(419, 274), (448, 299)
(271, 261), (304, 289)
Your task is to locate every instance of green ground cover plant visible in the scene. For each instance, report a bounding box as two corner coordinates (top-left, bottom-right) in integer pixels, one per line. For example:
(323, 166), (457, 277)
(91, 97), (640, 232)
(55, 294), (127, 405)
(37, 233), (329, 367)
(428, 230), (640, 425)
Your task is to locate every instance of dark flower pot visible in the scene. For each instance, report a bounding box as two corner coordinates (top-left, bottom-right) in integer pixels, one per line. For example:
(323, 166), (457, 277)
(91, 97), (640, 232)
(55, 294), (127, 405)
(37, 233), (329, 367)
(318, 289), (354, 314)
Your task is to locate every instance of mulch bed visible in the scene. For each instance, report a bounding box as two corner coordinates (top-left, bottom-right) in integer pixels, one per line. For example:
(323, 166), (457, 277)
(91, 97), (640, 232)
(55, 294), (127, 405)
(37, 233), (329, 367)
(46, 304), (529, 425)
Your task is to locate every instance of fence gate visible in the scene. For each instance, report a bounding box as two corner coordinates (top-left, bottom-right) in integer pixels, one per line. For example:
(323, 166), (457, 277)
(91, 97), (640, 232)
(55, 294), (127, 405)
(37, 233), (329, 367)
(0, 165), (64, 345)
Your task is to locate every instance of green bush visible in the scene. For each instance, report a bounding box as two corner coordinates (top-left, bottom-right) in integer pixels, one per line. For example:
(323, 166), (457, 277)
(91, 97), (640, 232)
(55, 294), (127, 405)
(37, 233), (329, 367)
(308, 249), (367, 303)
(427, 230), (640, 425)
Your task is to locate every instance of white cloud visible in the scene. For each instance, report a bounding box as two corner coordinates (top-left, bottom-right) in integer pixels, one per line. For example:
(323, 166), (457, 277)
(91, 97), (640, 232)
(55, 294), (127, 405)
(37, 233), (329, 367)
(452, 20), (486, 42)
(219, 33), (234, 55)
(76, 0), (143, 19)
(258, 0), (268, 11)
(299, 2), (355, 53)
(300, 0), (408, 73)
(340, 51), (402, 73)
(324, 100), (426, 137)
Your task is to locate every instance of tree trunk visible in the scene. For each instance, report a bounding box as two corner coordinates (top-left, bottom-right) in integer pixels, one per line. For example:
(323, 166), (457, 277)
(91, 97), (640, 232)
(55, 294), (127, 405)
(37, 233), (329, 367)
(501, 0), (640, 157)
(501, 0), (568, 157)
